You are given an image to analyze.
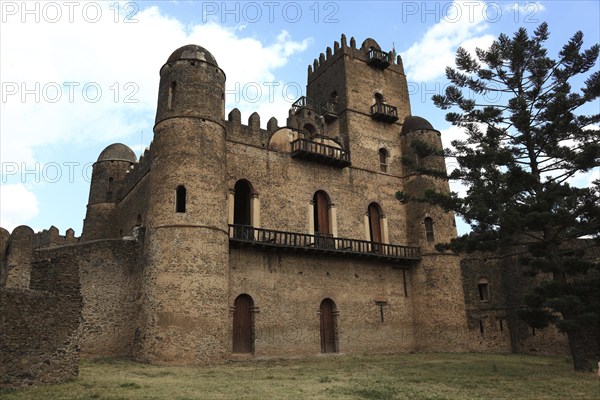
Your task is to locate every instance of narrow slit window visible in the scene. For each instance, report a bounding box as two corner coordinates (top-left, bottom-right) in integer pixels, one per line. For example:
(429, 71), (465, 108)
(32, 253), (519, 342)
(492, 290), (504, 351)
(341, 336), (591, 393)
(176, 185), (186, 213)
(379, 148), (388, 172)
(424, 217), (434, 242)
(168, 81), (176, 110)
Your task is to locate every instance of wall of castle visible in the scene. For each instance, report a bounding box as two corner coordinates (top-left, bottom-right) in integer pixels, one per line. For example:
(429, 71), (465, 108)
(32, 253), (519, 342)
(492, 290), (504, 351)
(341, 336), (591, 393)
(3, 225), (34, 289)
(0, 253), (82, 389)
(113, 172), (152, 237)
(229, 248), (416, 356)
(226, 139), (411, 245)
(461, 254), (512, 353)
(32, 237), (144, 358)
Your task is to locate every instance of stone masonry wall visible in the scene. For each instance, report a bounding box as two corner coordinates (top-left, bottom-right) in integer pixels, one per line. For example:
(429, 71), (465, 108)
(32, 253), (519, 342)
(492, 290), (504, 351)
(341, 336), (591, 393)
(0, 253), (82, 389)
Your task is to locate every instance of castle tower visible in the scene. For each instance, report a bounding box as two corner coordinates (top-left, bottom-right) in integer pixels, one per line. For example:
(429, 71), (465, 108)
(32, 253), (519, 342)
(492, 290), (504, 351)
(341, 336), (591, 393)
(399, 115), (469, 352)
(81, 143), (137, 240)
(296, 36), (411, 173)
(137, 45), (230, 364)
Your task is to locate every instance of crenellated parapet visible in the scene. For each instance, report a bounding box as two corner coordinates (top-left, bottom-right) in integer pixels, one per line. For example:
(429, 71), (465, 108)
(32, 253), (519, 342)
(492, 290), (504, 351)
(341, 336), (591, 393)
(121, 144), (153, 199)
(32, 226), (78, 249)
(225, 108), (279, 148)
(307, 34), (404, 83)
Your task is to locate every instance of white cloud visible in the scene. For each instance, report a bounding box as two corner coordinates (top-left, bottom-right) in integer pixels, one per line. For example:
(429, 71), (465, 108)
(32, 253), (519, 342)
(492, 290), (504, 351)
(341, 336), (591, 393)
(0, 184), (39, 232)
(400, 0), (495, 82)
(0, 3), (311, 164)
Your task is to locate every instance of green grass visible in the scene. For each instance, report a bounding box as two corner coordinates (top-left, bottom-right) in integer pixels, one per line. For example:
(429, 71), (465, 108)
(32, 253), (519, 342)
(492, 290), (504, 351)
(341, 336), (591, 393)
(1, 353), (598, 399)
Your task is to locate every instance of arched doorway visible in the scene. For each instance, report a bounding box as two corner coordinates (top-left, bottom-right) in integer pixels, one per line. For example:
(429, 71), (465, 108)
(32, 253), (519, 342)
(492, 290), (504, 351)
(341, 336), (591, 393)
(368, 203), (383, 252)
(319, 298), (337, 353)
(232, 294), (254, 354)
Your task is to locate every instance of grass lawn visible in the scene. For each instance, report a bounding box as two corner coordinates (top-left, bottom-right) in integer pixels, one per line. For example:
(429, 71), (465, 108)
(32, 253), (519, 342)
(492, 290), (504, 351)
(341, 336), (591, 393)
(1, 353), (598, 400)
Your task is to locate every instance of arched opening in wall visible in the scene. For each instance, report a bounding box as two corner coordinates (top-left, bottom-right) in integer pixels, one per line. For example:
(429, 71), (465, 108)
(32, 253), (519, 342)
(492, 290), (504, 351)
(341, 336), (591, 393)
(232, 294), (254, 354)
(477, 277), (490, 301)
(313, 190), (333, 248)
(136, 214), (142, 226)
(379, 148), (388, 172)
(329, 91), (338, 104)
(176, 185), (186, 213)
(234, 180), (253, 226)
(107, 177), (114, 196)
(303, 123), (317, 138)
(368, 203), (383, 252)
(168, 81), (176, 110)
(319, 298), (338, 353)
(424, 217), (434, 242)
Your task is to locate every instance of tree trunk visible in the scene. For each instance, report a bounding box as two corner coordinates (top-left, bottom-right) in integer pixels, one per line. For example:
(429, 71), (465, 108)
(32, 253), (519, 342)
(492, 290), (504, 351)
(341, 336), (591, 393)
(566, 328), (600, 371)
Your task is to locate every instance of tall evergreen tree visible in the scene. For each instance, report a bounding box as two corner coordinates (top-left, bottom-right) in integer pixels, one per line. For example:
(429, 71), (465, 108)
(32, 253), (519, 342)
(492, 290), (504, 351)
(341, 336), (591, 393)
(400, 23), (600, 371)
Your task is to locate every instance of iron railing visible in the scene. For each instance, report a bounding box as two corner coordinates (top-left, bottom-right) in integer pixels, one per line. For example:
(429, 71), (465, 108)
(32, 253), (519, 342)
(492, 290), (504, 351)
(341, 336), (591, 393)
(229, 225), (420, 263)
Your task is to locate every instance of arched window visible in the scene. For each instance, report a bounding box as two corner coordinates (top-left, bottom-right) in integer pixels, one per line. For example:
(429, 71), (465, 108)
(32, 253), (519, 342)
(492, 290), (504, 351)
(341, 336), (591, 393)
(234, 180), (253, 226)
(175, 185), (186, 213)
(136, 214), (142, 226)
(303, 123), (316, 137)
(232, 294), (254, 354)
(374, 92), (384, 104)
(368, 203), (383, 250)
(478, 277), (490, 301)
(329, 91), (338, 104)
(424, 217), (434, 242)
(313, 191), (331, 235)
(319, 298), (337, 353)
(378, 148), (388, 172)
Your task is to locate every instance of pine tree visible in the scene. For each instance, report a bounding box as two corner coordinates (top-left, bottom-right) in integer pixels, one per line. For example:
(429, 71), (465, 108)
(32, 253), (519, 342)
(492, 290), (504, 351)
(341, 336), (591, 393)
(402, 23), (600, 371)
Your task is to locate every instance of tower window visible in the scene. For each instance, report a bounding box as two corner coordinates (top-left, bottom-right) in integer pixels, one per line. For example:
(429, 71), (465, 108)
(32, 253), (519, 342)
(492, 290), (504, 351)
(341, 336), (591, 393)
(168, 81), (176, 110)
(234, 180), (253, 226)
(424, 217), (434, 242)
(477, 278), (490, 301)
(379, 148), (388, 172)
(176, 185), (186, 213)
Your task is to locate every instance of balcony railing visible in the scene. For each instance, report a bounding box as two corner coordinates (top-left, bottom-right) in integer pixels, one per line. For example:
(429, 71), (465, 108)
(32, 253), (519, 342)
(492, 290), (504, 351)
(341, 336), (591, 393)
(229, 225), (421, 264)
(371, 103), (399, 123)
(290, 138), (351, 168)
(292, 96), (316, 114)
(367, 49), (390, 69)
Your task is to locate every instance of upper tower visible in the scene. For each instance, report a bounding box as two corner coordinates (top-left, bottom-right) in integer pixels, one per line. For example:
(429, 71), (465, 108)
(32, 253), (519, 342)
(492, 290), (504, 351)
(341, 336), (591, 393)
(155, 44), (225, 124)
(288, 35), (411, 173)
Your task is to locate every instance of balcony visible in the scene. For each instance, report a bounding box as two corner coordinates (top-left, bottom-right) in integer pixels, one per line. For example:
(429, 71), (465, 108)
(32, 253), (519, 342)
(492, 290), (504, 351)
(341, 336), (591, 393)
(321, 101), (338, 122)
(367, 48), (390, 69)
(291, 96), (315, 115)
(371, 103), (399, 123)
(291, 137), (351, 168)
(228, 225), (421, 264)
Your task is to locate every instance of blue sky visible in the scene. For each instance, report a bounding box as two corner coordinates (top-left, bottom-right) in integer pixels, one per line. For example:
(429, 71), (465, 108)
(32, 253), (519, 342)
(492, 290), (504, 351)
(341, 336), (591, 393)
(1, 0), (599, 235)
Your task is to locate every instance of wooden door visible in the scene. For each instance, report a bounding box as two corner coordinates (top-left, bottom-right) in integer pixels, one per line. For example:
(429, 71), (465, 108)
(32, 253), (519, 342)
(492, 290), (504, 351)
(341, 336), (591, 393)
(368, 203), (382, 252)
(233, 294), (253, 353)
(320, 299), (337, 353)
(314, 191), (330, 234)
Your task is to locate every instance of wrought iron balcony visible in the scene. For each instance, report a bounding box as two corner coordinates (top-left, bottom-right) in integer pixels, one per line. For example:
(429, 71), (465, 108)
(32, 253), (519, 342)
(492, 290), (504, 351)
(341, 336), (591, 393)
(291, 138), (351, 168)
(228, 225), (421, 264)
(291, 96), (316, 115)
(367, 49), (390, 69)
(371, 103), (399, 123)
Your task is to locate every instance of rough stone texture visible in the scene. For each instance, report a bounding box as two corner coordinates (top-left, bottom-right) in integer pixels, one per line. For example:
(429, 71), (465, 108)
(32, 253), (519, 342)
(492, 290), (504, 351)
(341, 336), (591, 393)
(1, 34), (583, 386)
(0, 253), (82, 389)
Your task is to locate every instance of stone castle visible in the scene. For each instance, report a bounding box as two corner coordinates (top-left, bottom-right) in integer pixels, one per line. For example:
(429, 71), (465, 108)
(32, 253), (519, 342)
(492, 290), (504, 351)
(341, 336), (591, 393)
(0, 35), (569, 387)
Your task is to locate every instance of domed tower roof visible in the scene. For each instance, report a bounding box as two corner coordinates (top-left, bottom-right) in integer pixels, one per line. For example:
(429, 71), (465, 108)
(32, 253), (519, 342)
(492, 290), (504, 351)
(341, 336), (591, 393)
(166, 44), (218, 67)
(97, 143), (137, 163)
(401, 115), (435, 134)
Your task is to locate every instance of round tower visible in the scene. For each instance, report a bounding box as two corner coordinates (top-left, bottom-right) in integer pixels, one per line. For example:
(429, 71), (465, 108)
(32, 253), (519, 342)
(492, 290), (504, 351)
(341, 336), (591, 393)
(400, 115), (469, 353)
(81, 143), (137, 240)
(138, 45), (230, 364)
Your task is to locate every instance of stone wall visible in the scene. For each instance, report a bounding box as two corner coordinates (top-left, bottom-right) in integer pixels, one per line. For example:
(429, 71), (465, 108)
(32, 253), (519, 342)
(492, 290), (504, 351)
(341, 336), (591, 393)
(0, 253), (82, 389)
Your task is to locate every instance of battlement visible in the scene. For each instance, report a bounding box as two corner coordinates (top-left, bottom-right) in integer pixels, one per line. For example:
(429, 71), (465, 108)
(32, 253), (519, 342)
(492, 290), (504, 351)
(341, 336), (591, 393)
(33, 226), (78, 249)
(225, 107), (281, 148)
(121, 143), (153, 199)
(307, 34), (405, 83)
